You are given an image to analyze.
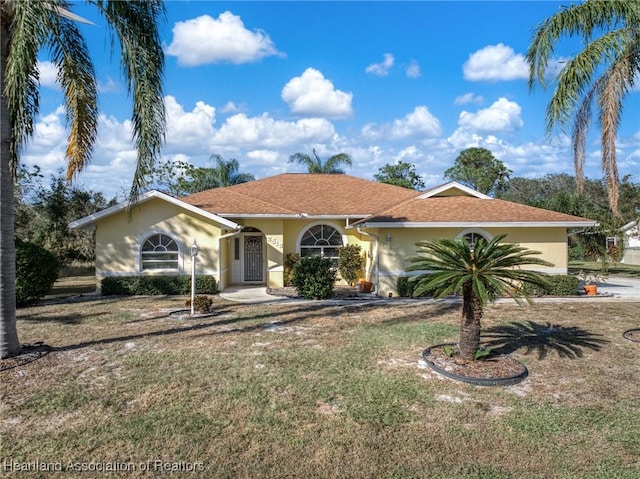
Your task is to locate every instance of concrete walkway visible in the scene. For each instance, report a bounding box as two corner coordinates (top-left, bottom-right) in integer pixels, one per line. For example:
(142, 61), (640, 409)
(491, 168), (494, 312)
(219, 275), (640, 305)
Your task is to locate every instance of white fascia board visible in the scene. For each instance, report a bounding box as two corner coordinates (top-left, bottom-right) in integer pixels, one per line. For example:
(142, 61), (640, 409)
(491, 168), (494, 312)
(69, 190), (241, 230)
(220, 214), (370, 220)
(357, 221), (598, 228)
(416, 181), (491, 199)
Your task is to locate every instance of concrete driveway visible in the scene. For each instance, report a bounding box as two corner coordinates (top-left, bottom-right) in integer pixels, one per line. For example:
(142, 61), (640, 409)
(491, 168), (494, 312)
(597, 275), (640, 299)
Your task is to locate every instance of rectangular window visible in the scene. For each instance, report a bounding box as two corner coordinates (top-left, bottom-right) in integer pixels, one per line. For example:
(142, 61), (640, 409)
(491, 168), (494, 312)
(234, 238), (240, 260)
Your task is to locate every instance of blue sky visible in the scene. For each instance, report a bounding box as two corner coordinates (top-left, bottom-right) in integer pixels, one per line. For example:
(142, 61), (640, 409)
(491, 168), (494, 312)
(25, 1), (640, 200)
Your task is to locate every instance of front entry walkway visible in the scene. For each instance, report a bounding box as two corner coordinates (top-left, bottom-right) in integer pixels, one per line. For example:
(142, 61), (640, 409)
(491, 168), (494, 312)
(219, 286), (290, 304)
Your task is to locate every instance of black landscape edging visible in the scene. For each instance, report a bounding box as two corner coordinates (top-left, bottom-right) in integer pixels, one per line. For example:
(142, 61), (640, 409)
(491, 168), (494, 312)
(622, 328), (640, 343)
(422, 343), (528, 387)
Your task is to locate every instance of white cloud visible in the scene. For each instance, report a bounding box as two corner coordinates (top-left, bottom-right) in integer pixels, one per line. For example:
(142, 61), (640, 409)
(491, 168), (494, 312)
(463, 43), (528, 81)
(458, 97), (523, 133)
(98, 77), (119, 93)
(166, 12), (282, 66)
(366, 53), (394, 76)
(281, 68), (353, 118)
(164, 96), (216, 152)
(405, 60), (421, 79)
(220, 101), (243, 114)
(454, 93), (484, 105)
(37, 61), (58, 89)
(362, 106), (442, 140)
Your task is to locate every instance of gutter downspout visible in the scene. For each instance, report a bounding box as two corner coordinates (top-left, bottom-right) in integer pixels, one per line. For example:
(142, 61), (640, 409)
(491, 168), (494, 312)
(356, 226), (379, 294)
(217, 227), (243, 291)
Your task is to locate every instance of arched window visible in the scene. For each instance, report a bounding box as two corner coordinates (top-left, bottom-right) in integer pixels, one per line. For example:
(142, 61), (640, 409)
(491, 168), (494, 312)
(456, 228), (492, 250)
(141, 233), (180, 271)
(299, 224), (344, 264)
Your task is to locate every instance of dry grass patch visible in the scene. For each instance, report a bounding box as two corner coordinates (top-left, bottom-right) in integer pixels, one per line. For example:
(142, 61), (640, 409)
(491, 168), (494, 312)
(2, 296), (639, 478)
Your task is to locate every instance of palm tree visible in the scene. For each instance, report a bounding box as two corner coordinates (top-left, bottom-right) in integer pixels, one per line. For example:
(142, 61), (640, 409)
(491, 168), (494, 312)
(527, 0), (640, 218)
(1, 1), (166, 358)
(288, 148), (352, 174)
(406, 235), (551, 361)
(208, 154), (254, 187)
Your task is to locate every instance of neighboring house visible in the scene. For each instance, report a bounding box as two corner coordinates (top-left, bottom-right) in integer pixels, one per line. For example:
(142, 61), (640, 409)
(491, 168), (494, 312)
(70, 174), (596, 296)
(621, 220), (640, 265)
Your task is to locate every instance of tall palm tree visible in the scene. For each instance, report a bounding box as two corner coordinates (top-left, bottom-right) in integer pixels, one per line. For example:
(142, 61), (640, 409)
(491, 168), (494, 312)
(406, 235), (551, 361)
(288, 148), (352, 174)
(527, 0), (640, 218)
(208, 154), (254, 187)
(1, 1), (166, 358)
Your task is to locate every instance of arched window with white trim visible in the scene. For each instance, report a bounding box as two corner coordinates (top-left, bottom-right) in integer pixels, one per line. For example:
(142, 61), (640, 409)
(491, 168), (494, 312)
(299, 224), (344, 265)
(455, 228), (493, 250)
(140, 233), (180, 271)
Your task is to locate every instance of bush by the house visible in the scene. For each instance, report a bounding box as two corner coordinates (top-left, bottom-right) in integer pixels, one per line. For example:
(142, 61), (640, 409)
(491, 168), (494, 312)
(185, 295), (213, 313)
(16, 238), (59, 306)
(522, 274), (580, 296)
(284, 252), (300, 287)
(397, 275), (442, 297)
(338, 244), (364, 286)
(101, 275), (217, 296)
(292, 255), (336, 299)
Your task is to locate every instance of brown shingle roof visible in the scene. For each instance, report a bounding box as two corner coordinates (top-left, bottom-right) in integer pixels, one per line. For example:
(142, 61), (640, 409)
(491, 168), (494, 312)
(182, 173), (417, 216)
(360, 196), (594, 224)
(181, 174), (595, 226)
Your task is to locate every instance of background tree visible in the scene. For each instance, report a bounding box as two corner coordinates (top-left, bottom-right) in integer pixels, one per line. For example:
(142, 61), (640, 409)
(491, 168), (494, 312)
(374, 161), (425, 190)
(146, 155), (255, 196)
(288, 148), (352, 174)
(406, 235), (551, 361)
(444, 147), (511, 196)
(527, 0), (640, 218)
(1, 1), (166, 358)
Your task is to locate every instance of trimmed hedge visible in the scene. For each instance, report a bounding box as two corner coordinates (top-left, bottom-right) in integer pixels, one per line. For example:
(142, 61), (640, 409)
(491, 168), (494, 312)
(398, 274), (580, 298)
(101, 275), (217, 296)
(16, 239), (59, 306)
(523, 274), (580, 297)
(292, 255), (336, 299)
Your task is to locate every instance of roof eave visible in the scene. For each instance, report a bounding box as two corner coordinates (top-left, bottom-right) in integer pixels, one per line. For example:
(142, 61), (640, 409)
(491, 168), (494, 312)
(355, 221), (598, 228)
(69, 190), (242, 231)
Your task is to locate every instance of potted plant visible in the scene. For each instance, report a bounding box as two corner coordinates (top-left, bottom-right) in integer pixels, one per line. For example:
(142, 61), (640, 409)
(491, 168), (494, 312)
(577, 270), (608, 296)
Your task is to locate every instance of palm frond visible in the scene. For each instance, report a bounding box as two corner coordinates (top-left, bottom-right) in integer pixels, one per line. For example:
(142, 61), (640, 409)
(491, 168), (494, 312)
(94, 0), (166, 203)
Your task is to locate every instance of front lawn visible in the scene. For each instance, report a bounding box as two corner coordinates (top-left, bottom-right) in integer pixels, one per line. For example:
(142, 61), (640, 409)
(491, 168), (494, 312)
(2, 296), (639, 478)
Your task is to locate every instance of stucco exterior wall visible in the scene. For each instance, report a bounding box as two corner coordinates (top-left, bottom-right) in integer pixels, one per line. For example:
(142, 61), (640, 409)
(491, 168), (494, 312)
(375, 226), (569, 297)
(95, 198), (224, 285)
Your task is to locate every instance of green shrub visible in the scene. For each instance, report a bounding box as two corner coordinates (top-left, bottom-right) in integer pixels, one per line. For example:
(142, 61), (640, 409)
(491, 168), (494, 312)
(397, 276), (416, 297)
(522, 274), (579, 296)
(292, 255), (336, 299)
(15, 239), (59, 306)
(101, 275), (217, 296)
(338, 244), (364, 286)
(284, 253), (300, 287)
(185, 295), (213, 313)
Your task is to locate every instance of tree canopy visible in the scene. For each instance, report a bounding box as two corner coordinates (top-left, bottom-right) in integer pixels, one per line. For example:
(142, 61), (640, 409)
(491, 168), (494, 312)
(443, 148), (511, 196)
(374, 161), (425, 190)
(288, 148), (352, 174)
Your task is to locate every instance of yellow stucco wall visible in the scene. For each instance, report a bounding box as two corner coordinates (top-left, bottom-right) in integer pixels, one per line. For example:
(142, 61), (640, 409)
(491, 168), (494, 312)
(95, 198), (224, 282)
(375, 226), (569, 297)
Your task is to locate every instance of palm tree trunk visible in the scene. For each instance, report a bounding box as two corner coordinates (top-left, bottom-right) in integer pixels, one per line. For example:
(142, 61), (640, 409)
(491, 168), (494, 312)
(1, 14), (21, 358)
(459, 283), (482, 361)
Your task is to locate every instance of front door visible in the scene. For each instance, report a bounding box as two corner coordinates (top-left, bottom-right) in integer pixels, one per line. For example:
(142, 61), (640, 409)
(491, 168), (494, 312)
(243, 235), (264, 282)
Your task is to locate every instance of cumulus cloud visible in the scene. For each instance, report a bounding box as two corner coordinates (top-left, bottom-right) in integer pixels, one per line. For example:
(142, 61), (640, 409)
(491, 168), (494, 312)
(281, 68), (353, 118)
(463, 43), (528, 81)
(454, 92), (484, 105)
(362, 106), (442, 140)
(164, 95), (216, 152)
(366, 53), (394, 76)
(166, 12), (282, 66)
(38, 61), (59, 89)
(405, 60), (421, 79)
(457, 97), (523, 133)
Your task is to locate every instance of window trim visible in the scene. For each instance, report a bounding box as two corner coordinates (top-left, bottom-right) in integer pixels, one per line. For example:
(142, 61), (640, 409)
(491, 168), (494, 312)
(455, 228), (493, 248)
(136, 230), (183, 274)
(296, 221), (347, 263)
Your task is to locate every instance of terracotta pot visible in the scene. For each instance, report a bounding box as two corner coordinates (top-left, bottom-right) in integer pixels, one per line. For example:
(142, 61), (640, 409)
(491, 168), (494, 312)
(583, 284), (597, 296)
(358, 281), (374, 293)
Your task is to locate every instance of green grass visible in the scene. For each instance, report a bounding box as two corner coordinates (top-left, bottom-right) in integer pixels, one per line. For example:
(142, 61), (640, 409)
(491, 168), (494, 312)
(2, 297), (639, 478)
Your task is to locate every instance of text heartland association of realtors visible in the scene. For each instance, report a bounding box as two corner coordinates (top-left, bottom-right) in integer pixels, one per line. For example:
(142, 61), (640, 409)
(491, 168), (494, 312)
(3, 459), (205, 473)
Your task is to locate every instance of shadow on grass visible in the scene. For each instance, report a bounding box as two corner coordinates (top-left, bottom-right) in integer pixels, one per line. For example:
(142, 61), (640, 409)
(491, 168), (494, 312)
(481, 320), (609, 359)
